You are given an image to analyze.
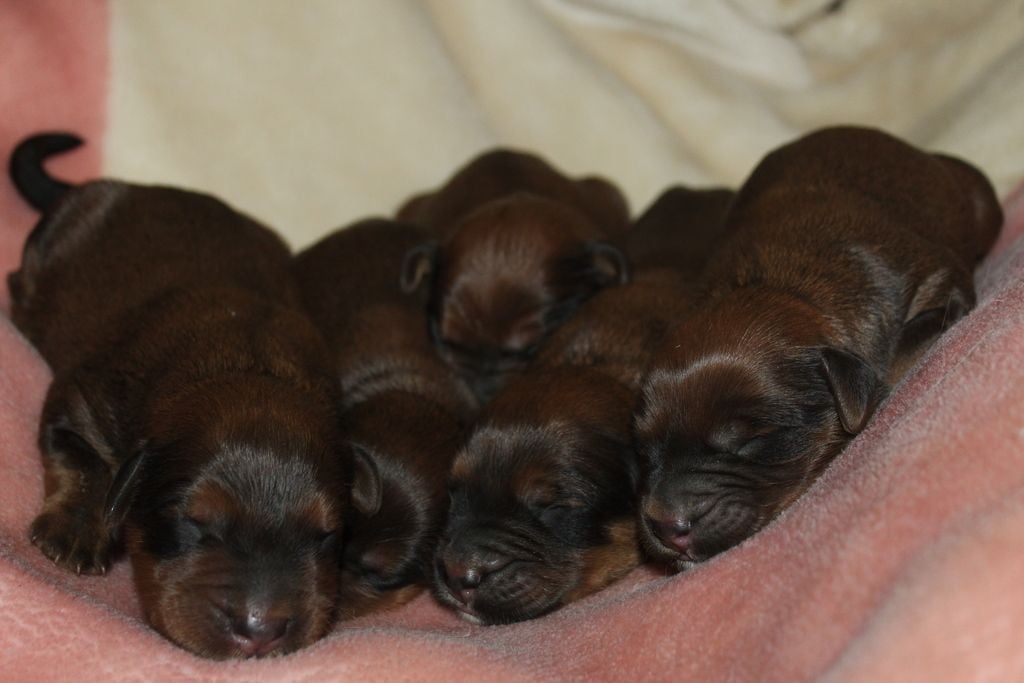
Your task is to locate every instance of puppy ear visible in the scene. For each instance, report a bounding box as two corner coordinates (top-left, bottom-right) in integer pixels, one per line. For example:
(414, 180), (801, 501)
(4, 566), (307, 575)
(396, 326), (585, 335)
(104, 447), (150, 537)
(820, 348), (884, 435)
(586, 241), (630, 286)
(350, 445), (383, 517)
(400, 242), (438, 294)
(898, 284), (972, 357)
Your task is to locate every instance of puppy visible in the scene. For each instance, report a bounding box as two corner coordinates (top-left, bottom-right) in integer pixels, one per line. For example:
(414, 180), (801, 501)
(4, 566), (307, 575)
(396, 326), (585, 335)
(399, 149), (631, 403)
(614, 185), (735, 276)
(435, 259), (707, 623)
(292, 219), (476, 620)
(397, 148), (629, 238)
(8, 133), (378, 658)
(634, 126), (1003, 571)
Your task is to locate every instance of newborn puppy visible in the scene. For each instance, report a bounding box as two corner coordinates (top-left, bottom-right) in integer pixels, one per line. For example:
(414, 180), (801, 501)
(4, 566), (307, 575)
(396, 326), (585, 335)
(8, 133), (378, 658)
(635, 126), (1003, 571)
(435, 260), (704, 623)
(398, 149), (631, 403)
(397, 148), (629, 238)
(292, 219), (476, 620)
(615, 185), (735, 275)
(435, 366), (639, 625)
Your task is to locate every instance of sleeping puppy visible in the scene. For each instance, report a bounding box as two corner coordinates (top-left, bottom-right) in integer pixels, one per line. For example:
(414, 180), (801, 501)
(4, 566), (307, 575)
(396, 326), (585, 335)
(614, 185), (735, 276)
(292, 219), (476, 620)
(634, 126), (1003, 571)
(435, 365), (639, 625)
(7, 133), (378, 658)
(397, 148), (629, 238)
(398, 149), (631, 403)
(434, 260), (705, 623)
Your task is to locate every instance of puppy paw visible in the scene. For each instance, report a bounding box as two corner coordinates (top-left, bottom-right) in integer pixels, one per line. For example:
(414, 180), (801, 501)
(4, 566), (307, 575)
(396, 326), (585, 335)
(29, 510), (112, 575)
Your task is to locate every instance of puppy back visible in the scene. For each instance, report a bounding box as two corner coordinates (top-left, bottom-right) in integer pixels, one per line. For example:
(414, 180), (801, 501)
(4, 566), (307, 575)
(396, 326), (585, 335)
(731, 126), (1001, 263)
(10, 180), (294, 373)
(397, 148), (629, 238)
(293, 219), (474, 413)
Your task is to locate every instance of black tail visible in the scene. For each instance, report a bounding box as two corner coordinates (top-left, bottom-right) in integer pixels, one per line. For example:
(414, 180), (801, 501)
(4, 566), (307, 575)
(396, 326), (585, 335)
(9, 133), (83, 212)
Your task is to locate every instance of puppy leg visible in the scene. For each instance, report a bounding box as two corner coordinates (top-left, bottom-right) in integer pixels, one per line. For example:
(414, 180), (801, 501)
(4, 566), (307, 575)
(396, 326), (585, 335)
(30, 379), (117, 574)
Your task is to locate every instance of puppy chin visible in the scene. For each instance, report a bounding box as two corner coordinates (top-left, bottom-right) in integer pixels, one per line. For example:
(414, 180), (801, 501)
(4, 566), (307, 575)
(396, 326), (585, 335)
(432, 556), (570, 625)
(444, 595), (485, 625)
(637, 501), (764, 573)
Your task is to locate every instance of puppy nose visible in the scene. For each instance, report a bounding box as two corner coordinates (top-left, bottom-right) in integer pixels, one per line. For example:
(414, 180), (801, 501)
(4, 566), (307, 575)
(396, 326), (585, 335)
(439, 559), (485, 606)
(231, 612), (290, 657)
(648, 516), (694, 553)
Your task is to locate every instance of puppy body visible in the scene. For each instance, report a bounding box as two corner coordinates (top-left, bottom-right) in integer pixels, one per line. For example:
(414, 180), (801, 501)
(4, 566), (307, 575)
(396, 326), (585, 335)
(435, 260), (704, 623)
(614, 185), (735, 276)
(293, 219), (475, 620)
(635, 126), (1003, 570)
(399, 149), (631, 403)
(397, 148), (628, 239)
(9, 136), (360, 658)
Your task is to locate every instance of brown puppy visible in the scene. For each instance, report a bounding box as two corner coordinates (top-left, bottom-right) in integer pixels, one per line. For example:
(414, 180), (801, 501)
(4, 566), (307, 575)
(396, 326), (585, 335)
(397, 148), (629, 238)
(435, 259), (706, 623)
(8, 133), (378, 658)
(292, 219), (476, 620)
(614, 185), (735, 275)
(399, 149), (631, 403)
(634, 126), (1003, 571)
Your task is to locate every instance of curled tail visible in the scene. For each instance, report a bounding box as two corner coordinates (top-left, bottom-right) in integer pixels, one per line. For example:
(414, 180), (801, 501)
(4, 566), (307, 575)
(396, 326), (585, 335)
(9, 133), (83, 211)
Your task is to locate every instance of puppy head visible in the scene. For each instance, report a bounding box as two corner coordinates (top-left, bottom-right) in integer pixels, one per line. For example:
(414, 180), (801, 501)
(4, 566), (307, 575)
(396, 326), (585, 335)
(396, 148), (630, 238)
(334, 396), (465, 620)
(634, 296), (884, 570)
(335, 446), (431, 620)
(433, 369), (639, 624)
(402, 195), (628, 402)
(112, 382), (379, 658)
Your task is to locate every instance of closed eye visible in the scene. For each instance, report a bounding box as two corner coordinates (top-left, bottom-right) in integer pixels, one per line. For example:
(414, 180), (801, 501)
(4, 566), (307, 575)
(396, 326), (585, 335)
(499, 343), (539, 361)
(527, 500), (582, 527)
(185, 516), (224, 546)
(347, 562), (415, 592)
(734, 437), (766, 459)
(318, 529), (339, 548)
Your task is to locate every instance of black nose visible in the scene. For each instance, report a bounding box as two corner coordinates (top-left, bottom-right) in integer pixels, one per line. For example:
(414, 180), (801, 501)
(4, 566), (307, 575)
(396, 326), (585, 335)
(648, 516), (694, 553)
(229, 611), (290, 657)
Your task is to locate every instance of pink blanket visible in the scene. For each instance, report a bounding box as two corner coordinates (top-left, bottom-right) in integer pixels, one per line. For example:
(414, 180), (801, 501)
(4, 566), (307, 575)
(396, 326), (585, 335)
(3, 3), (1024, 680)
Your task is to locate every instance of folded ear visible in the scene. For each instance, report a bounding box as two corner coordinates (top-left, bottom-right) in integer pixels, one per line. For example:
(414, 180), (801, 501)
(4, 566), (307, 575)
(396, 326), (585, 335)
(891, 272), (974, 382)
(586, 241), (630, 286)
(400, 242), (438, 294)
(350, 445), (383, 517)
(820, 348), (885, 435)
(896, 285), (972, 360)
(104, 447), (150, 537)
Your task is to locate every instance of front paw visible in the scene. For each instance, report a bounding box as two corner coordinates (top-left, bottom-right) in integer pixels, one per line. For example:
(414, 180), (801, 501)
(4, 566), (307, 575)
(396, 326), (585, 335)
(29, 510), (112, 575)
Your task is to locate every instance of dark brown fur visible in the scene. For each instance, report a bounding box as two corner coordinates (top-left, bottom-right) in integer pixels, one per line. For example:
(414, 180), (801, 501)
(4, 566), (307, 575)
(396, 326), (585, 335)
(434, 262), (709, 623)
(398, 149), (631, 403)
(435, 366), (640, 624)
(8, 135), (375, 658)
(614, 185), (735, 276)
(292, 219), (476, 621)
(397, 148), (629, 239)
(634, 126), (1003, 571)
